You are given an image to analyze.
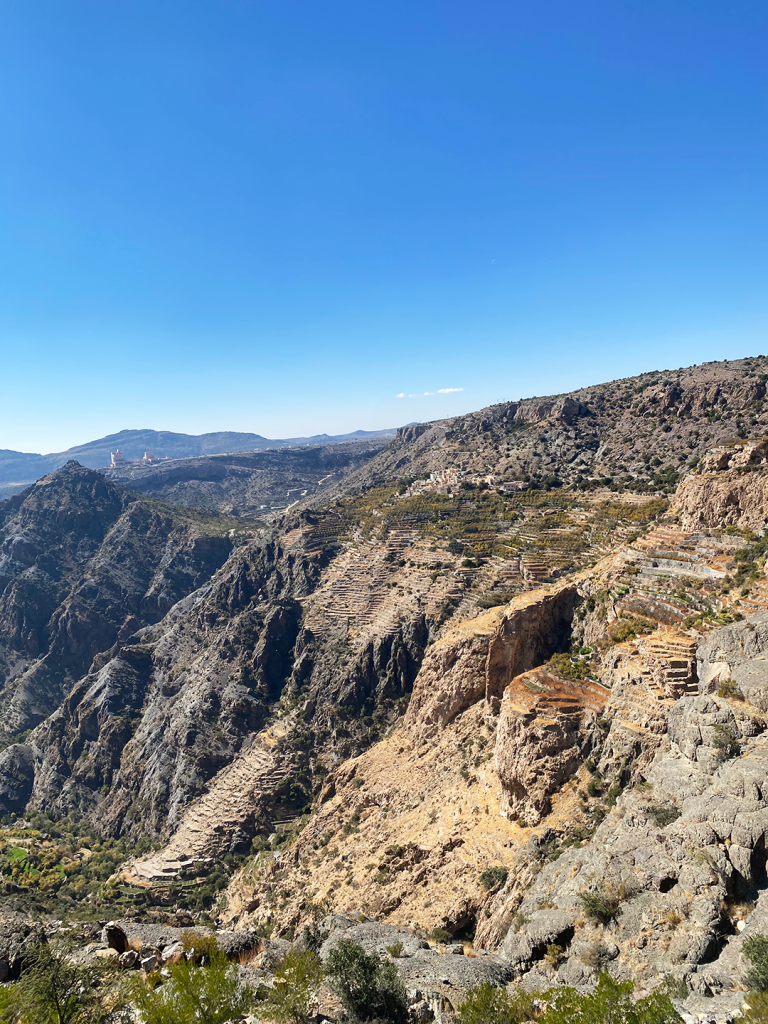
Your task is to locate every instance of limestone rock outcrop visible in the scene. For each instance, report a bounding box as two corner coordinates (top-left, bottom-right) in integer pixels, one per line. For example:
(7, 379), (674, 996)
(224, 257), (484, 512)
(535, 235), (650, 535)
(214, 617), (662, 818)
(495, 667), (607, 825)
(404, 580), (581, 743)
(698, 611), (768, 710)
(402, 607), (506, 741)
(671, 468), (768, 532)
(495, 701), (768, 994)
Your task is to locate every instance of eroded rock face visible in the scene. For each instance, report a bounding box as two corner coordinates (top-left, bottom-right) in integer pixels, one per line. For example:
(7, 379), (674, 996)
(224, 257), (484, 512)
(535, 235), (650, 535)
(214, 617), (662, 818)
(514, 397), (588, 426)
(496, 707), (768, 991)
(667, 694), (762, 775)
(404, 581), (582, 743)
(0, 463), (233, 741)
(485, 584), (581, 707)
(0, 744), (35, 816)
(495, 667), (608, 825)
(403, 608), (505, 741)
(698, 612), (768, 710)
(671, 469), (768, 532)
(0, 913), (46, 981)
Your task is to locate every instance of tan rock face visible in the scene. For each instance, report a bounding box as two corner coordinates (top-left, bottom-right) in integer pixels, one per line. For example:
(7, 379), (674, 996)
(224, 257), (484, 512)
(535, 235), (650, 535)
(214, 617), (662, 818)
(402, 608), (505, 741)
(670, 468), (768, 532)
(403, 581), (583, 743)
(485, 585), (581, 707)
(495, 667), (608, 826)
(699, 439), (768, 474)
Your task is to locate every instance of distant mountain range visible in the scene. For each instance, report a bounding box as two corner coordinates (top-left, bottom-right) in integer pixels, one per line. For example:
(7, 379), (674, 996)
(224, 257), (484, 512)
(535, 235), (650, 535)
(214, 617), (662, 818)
(0, 426), (397, 489)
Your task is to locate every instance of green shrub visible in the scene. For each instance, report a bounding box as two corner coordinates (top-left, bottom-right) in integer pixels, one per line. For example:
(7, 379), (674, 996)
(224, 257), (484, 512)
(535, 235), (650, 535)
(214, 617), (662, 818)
(386, 941), (404, 958)
(743, 990), (768, 1023)
(545, 944), (564, 968)
(539, 972), (681, 1024)
(259, 948), (321, 1024)
(606, 782), (622, 807)
(458, 982), (540, 1024)
(477, 591), (516, 609)
(479, 866), (508, 891)
(578, 885), (622, 923)
(646, 805), (681, 827)
(180, 930), (219, 959)
(579, 941), (613, 970)
(744, 935), (768, 991)
(0, 941), (128, 1024)
(548, 653), (588, 681)
(131, 947), (252, 1024)
(717, 678), (743, 699)
(428, 927), (454, 943)
(658, 976), (688, 1000)
(711, 723), (742, 764)
(609, 617), (657, 644)
(323, 938), (409, 1024)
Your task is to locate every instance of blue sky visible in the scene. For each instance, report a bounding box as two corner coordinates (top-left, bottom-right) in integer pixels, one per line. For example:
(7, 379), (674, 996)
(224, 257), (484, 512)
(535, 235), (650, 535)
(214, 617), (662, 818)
(1, 1), (767, 453)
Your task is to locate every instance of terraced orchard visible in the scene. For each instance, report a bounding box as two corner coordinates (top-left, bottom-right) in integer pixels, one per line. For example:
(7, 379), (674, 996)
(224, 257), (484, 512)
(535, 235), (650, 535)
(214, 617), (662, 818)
(215, 478), (767, 945)
(0, 813), (150, 919)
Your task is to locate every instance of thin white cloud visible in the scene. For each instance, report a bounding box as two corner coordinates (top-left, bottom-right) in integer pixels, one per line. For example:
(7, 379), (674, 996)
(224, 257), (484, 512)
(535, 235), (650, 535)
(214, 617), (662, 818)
(395, 387), (464, 399)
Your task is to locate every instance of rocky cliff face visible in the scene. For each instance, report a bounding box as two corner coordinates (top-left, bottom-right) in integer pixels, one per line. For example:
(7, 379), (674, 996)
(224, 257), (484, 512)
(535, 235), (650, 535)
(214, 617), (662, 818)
(672, 467), (768, 532)
(0, 463), (233, 746)
(7, 357), (768, 1021)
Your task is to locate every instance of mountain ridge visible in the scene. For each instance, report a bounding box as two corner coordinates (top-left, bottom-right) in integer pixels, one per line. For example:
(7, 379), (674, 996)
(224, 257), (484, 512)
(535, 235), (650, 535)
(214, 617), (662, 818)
(0, 426), (397, 490)
(5, 355), (768, 1020)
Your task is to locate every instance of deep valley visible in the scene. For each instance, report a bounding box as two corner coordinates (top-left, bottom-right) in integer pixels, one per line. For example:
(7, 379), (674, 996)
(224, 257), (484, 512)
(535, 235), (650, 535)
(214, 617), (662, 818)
(5, 356), (768, 1021)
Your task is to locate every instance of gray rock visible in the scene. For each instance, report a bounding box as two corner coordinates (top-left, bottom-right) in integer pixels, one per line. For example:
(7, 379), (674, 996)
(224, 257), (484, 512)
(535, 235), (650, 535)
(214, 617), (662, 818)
(118, 950), (138, 969)
(409, 1000), (433, 1022)
(161, 941), (185, 963)
(497, 691), (768, 992)
(318, 916), (509, 1005)
(318, 917), (430, 961)
(698, 613), (768, 710)
(499, 909), (574, 965)
(0, 744), (35, 816)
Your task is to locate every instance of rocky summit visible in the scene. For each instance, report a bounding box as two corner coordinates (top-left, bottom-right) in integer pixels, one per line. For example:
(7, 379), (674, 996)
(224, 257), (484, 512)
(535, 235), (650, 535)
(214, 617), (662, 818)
(7, 356), (768, 1021)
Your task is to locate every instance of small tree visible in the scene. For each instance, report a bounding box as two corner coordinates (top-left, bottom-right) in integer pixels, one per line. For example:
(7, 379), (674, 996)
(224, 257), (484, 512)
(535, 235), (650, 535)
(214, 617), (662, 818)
(744, 935), (768, 992)
(131, 946), (252, 1024)
(0, 941), (129, 1024)
(259, 948), (321, 1024)
(459, 983), (539, 1024)
(540, 973), (681, 1024)
(578, 885), (622, 923)
(323, 938), (409, 1024)
(711, 723), (741, 765)
(479, 866), (508, 892)
(742, 990), (768, 1023)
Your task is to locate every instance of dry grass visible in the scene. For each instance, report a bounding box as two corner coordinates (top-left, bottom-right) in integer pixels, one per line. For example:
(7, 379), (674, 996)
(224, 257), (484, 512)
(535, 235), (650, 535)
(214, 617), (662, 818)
(236, 946), (262, 966)
(665, 909), (683, 929)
